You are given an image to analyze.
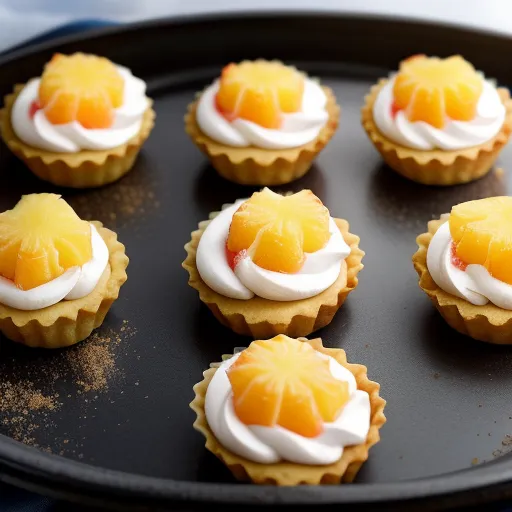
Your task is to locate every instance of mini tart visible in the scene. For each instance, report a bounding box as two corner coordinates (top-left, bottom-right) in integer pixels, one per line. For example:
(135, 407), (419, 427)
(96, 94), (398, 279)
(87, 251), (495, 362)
(362, 79), (512, 186)
(184, 79), (339, 186)
(190, 337), (386, 485)
(0, 221), (128, 348)
(182, 205), (363, 339)
(413, 216), (512, 344)
(0, 84), (155, 189)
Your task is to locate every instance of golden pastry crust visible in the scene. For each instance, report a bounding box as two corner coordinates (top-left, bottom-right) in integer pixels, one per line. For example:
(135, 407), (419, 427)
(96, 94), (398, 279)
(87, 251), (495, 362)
(184, 75), (339, 186)
(361, 79), (512, 185)
(0, 84), (155, 188)
(0, 221), (129, 348)
(413, 216), (512, 343)
(182, 207), (364, 339)
(190, 337), (386, 485)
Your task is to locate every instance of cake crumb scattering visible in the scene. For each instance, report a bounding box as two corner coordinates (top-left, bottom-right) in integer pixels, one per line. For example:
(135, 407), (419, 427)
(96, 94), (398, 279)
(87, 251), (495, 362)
(0, 322), (136, 447)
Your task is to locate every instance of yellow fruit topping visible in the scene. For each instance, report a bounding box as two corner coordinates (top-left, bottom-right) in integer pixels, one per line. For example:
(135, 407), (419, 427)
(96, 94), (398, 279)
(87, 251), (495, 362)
(0, 194), (92, 291)
(227, 188), (330, 274)
(215, 60), (304, 129)
(38, 53), (124, 129)
(449, 197), (512, 284)
(393, 55), (483, 129)
(227, 335), (349, 438)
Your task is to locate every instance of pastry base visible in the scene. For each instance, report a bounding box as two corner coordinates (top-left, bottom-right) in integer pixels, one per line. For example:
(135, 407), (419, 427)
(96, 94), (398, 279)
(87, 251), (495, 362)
(0, 84), (155, 188)
(190, 337), (386, 485)
(413, 216), (512, 344)
(184, 85), (340, 186)
(0, 222), (129, 348)
(183, 207), (364, 339)
(361, 79), (512, 186)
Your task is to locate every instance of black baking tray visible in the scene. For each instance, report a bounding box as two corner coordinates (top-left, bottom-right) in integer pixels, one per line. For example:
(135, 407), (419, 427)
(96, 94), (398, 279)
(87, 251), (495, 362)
(2, 12), (512, 511)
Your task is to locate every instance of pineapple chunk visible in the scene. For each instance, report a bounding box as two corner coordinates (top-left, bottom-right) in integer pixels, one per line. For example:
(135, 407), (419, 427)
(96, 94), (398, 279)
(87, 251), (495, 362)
(393, 55), (483, 129)
(449, 196), (512, 284)
(227, 335), (349, 438)
(0, 194), (92, 290)
(216, 61), (304, 129)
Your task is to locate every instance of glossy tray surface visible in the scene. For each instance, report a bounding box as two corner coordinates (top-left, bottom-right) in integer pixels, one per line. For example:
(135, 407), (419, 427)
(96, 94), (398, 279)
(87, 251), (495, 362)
(1, 12), (512, 511)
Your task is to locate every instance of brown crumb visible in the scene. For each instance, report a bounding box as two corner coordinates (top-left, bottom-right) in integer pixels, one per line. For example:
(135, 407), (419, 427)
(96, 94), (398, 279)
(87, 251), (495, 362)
(0, 322), (136, 447)
(502, 435), (512, 447)
(471, 458), (479, 465)
(433, 372), (440, 379)
(495, 167), (505, 178)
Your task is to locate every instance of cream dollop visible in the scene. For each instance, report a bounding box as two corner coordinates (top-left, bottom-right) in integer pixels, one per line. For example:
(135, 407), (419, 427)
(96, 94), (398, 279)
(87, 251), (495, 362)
(373, 76), (505, 150)
(205, 351), (370, 465)
(196, 201), (350, 302)
(0, 224), (109, 311)
(12, 66), (148, 153)
(196, 79), (329, 149)
(427, 220), (512, 309)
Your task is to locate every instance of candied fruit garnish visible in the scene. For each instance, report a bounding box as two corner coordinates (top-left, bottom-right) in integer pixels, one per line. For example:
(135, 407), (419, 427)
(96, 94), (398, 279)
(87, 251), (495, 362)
(449, 197), (512, 285)
(0, 194), (92, 291)
(38, 53), (124, 129)
(215, 61), (304, 129)
(393, 55), (483, 129)
(227, 335), (349, 438)
(227, 188), (330, 274)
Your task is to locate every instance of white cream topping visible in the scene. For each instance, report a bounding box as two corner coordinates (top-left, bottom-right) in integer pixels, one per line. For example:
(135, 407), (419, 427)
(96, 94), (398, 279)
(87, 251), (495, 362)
(427, 220), (512, 309)
(196, 201), (350, 302)
(205, 351), (370, 465)
(0, 224), (109, 311)
(373, 75), (505, 150)
(12, 66), (148, 153)
(196, 79), (329, 149)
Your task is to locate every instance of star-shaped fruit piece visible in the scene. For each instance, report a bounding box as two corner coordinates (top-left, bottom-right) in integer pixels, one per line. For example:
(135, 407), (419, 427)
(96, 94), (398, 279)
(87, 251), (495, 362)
(227, 188), (330, 274)
(449, 196), (512, 285)
(38, 53), (124, 129)
(227, 335), (349, 438)
(393, 55), (483, 129)
(215, 60), (304, 129)
(0, 194), (92, 290)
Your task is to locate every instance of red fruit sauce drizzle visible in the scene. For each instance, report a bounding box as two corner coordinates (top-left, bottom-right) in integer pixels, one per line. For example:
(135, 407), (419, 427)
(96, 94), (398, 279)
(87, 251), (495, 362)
(29, 100), (42, 119)
(225, 242), (247, 271)
(451, 242), (468, 271)
(390, 100), (401, 119)
(225, 243), (237, 271)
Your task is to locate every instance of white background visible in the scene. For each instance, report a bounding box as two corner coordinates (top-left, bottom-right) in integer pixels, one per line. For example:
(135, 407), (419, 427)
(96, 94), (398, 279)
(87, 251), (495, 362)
(1, 0), (511, 52)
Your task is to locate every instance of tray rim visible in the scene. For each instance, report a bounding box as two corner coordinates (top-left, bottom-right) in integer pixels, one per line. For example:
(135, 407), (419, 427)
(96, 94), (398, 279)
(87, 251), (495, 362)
(2, 10), (512, 509)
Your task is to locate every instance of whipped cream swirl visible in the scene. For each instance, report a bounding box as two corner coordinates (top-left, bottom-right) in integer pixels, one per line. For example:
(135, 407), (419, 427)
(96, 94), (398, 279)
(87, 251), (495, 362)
(196, 79), (329, 150)
(427, 220), (512, 309)
(205, 351), (370, 465)
(373, 76), (505, 150)
(0, 224), (109, 311)
(12, 66), (148, 153)
(196, 201), (350, 302)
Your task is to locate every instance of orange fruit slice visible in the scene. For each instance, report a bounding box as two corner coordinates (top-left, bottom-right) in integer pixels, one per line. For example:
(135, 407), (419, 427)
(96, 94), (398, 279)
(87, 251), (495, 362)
(227, 188), (330, 273)
(393, 55), (483, 129)
(38, 53), (124, 129)
(449, 197), (512, 284)
(215, 61), (304, 129)
(0, 194), (92, 291)
(227, 335), (349, 438)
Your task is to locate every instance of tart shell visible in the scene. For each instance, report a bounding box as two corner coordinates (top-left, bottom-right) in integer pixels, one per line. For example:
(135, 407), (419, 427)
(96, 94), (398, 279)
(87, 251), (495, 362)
(184, 82), (340, 186)
(0, 221), (129, 349)
(182, 208), (364, 339)
(413, 216), (512, 344)
(190, 337), (386, 485)
(0, 84), (155, 189)
(361, 79), (512, 186)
